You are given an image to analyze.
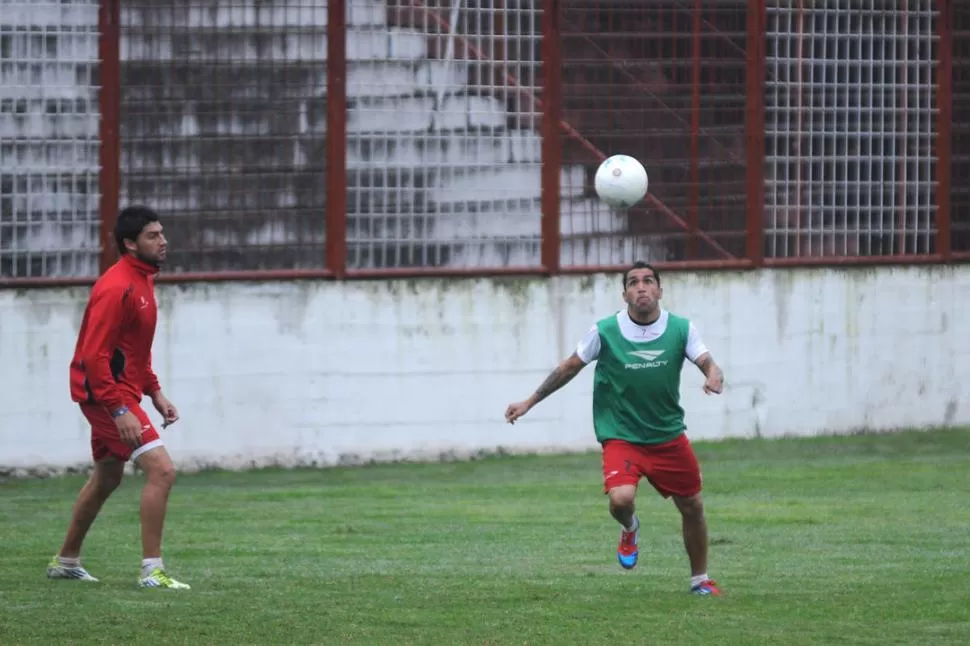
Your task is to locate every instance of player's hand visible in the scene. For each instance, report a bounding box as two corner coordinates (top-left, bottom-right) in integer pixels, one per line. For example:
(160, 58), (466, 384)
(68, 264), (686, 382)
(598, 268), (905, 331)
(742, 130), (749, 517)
(151, 393), (180, 428)
(703, 372), (724, 395)
(114, 411), (144, 448)
(505, 400), (532, 424)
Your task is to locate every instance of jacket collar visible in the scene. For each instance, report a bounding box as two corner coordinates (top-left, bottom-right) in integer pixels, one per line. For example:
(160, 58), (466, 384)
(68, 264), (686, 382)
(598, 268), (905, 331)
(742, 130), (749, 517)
(121, 253), (161, 278)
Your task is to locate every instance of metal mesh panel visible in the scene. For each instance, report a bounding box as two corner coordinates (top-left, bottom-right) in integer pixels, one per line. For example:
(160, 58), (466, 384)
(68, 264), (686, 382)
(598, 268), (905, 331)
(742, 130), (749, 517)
(951, 5), (970, 254)
(119, 1), (329, 273)
(765, 1), (939, 259)
(559, 1), (749, 266)
(347, 0), (543, 270)
(0, 0), (101, 279)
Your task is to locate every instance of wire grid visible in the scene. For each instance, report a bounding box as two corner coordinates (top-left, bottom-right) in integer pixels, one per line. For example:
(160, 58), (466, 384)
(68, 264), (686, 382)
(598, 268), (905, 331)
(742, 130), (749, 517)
(765, 1), (939, 259)
(951, 5), (970, 254)
(0, 0), (101, 279)
(346, 0), (543, 270)
(119, 1), (329, 273)
(558, 1), (749, 266)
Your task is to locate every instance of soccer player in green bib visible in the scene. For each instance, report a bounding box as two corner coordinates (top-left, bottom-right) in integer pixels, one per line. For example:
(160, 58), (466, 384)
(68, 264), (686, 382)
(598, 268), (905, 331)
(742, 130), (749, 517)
(505, 262), (724, 596)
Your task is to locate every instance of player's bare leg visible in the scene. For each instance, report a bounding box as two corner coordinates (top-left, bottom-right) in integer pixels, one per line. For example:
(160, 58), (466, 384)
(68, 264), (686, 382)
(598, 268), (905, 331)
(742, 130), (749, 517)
(136, 445), (175, 558)
(672, 493), (720, 596)
(609, 485), (640, 569)
(134, 445), (189, 589)
(47, 458), (124, 582)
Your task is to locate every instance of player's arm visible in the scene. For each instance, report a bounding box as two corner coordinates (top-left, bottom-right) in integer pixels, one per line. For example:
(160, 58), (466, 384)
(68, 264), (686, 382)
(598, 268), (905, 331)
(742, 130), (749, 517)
(686, 322), (723, 395)
(80, 286), (129, 414)
(144, 354), (180, 428)
(144, 352), (161, 398)
(505, 325), (599, 424)
(694, 352), (724, 394)
(505, 353), (588, 424)
(531, 353), (588, 407)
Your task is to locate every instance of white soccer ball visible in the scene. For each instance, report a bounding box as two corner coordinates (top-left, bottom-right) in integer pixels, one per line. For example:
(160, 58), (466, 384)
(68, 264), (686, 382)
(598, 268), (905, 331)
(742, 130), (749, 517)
(594, 154), (649, 208)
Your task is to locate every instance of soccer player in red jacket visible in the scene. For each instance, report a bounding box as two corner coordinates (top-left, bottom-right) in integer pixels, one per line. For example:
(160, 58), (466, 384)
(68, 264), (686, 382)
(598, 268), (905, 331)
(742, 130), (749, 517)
(47, 206), (190, 590)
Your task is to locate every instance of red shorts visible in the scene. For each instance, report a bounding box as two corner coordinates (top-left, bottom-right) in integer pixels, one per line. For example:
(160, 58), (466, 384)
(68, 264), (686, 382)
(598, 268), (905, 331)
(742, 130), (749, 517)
(80, 402), (162, 463)
(601, 434), (702, 498)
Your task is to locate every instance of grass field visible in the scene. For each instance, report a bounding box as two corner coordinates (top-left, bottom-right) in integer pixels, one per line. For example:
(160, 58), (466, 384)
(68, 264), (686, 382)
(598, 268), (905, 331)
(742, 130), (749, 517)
(2, 428), (970, 645)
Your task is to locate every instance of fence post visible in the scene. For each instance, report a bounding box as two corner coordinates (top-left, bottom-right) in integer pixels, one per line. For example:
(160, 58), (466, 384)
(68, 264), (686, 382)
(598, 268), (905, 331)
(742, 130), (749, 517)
(540, 0), (562, 274)
(744, 0), (766, 267)
(688, 0), (702, 260)
(98, 0), (121, 274)
(326, 0), (348, 278)
(937, 0), (952, 261)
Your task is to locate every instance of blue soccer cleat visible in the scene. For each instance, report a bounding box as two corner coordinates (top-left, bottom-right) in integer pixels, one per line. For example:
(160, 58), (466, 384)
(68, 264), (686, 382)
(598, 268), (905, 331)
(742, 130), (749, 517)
(616, 519), (639, 570)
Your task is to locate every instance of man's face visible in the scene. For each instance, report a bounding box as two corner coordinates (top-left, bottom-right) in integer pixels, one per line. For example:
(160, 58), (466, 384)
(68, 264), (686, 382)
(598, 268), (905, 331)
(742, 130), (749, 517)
(126, 221), (167, 265)
(622, 268), (662, 315)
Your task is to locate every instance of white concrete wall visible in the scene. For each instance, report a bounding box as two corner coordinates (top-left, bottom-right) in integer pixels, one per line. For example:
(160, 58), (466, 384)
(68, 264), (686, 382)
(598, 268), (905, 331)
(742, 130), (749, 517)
(1, 266), (967, 474)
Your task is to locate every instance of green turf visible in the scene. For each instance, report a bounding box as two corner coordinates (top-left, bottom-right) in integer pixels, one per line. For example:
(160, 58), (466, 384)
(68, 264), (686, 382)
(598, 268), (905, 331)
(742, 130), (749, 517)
(2, 428), (969, 645)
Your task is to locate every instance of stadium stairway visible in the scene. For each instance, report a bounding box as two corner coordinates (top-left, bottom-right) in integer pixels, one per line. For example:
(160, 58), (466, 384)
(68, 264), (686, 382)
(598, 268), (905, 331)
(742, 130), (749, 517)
(117, 0), (657, 270)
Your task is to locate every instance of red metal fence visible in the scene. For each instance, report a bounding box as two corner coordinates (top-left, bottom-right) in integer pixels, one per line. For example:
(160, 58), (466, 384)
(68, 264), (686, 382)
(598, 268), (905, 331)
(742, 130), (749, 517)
(0, 0), (965, 285)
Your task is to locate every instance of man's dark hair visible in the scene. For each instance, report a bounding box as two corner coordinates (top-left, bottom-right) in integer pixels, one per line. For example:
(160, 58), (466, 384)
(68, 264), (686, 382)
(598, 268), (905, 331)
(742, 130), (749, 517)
(622, 261), (660, 287)
(114, 205), (160, 254)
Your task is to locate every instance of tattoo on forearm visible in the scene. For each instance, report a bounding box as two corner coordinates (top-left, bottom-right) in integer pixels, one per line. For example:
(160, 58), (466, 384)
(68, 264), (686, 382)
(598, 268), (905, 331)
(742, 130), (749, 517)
(534, 364), (579, 403)
(697, 355), (721, 377)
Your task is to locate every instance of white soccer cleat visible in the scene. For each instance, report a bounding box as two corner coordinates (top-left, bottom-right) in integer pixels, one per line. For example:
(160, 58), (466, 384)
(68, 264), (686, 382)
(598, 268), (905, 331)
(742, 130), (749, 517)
(138, 567), (191, 590)
(46, 556), (99, 582)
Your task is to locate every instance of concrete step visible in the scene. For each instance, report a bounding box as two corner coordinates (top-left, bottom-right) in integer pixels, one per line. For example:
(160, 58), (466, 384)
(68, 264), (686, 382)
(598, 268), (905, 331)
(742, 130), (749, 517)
(121, 1), (387, 29)
(3, 1), (97, 28)
(0, 140), (101, 172)
(347, 130), (539, 167)
(387, 194), (635, 242)
(0, 221), (98, 254)
(121, 171), (325, 212)
(1, 55), (97, 87)
(345, 60), (469, 99)
(157, 248), (326, 273)
(0, 251), (99, 280)
(120, 59), (468, 103)
(381, 234), (662, 270)
(121, 138), (318, 173)
(120, 131), (540, 183)
(0, 114), (99, 141)
(122, 28), (427, 63)
(121, 97), (320, 137)
(416, 200), (542, 240)
(121, 91), (511, 142)
(561, 235), (663, 267)
(347, 94), (507, 133)
(0, 84), (96, 101)
(560, 197), (639, 236)
(346, 164), (585, 212)
(429, 164), (585, 206)
(441, 240), (543, 269)
(154, 209), (325, 246)
(0, 199), (99, 221)
(426, 202), (541, 239)
(345, 237), (544, 270)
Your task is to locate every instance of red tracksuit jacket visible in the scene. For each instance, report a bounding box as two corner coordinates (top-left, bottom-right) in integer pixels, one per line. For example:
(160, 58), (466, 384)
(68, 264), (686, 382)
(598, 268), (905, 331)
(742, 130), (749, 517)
(69, 254), (161, 414)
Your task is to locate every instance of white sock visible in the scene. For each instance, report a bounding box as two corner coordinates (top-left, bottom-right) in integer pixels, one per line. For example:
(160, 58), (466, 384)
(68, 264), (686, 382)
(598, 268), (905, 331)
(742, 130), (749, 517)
(623, 516), (639, 533)
(142, 557), (164, 577)
(57, 556), (80, 568)
(691, 573), (709, 588)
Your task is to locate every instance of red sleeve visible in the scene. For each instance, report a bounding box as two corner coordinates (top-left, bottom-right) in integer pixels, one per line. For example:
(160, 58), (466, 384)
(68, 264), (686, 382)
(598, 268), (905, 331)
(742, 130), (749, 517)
(80, 285), (128, 413)
(143, 353), (161, 396)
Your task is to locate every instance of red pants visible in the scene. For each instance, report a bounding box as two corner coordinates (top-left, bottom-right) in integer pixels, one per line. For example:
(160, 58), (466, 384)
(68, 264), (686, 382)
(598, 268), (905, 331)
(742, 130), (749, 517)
(601, 434), (702, 498)
(80, 402), (161, 463)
